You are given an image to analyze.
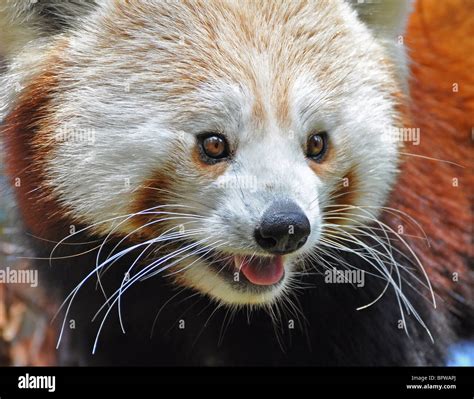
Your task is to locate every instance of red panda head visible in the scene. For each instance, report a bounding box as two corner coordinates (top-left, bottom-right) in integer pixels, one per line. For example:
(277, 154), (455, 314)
(1, 0), (412, 305)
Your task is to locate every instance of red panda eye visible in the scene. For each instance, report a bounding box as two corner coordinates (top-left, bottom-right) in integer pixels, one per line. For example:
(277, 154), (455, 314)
(307, 132), (328, 161)
(199, 133), (229, 161)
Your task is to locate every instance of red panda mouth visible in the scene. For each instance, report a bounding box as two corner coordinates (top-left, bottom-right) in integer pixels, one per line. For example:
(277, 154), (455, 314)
(172, 241), (287, 288)
(204, 251), (286, 287)
(233, 255), (285, 286)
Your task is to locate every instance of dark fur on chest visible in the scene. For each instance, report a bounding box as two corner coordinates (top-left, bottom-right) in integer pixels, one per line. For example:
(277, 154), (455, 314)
(31, 230), (452, 367)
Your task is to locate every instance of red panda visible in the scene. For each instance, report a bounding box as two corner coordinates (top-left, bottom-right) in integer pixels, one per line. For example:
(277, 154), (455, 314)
(0, 0), (472, 366)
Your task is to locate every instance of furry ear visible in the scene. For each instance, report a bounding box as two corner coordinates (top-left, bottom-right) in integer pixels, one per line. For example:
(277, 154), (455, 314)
(350, 0), (413, 37)
(349, 0), (413, 87)
(0, 0), (97, 59)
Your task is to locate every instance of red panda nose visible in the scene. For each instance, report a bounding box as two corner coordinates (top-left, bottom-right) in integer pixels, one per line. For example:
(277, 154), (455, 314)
(254, 200), (311, 255)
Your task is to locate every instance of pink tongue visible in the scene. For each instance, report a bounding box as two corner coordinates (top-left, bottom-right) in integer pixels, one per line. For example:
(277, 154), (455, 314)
(235, 255), (284, 286)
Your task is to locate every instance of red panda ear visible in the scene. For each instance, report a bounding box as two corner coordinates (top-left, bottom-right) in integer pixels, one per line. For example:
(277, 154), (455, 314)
(350, 0), (413, 86)
(0, 0), (97, 59)
(350, 0), (413, 37)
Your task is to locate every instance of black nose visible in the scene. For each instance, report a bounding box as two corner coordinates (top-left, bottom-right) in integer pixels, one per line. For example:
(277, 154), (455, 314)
(254, 200), (311, 255)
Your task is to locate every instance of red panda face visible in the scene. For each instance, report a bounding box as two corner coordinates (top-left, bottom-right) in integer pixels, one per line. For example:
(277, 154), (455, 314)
(2, 0), (407, 305)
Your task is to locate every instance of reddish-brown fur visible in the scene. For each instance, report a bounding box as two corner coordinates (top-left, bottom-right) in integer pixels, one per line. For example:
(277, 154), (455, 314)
(383, 0), (474, 315)
(2, 66), (71, 241)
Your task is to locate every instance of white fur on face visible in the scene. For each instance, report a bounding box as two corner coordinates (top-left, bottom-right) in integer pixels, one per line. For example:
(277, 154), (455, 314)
(3, 0), (409, 305)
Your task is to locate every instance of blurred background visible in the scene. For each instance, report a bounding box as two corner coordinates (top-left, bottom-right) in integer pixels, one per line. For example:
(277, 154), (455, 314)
(0, 141), (57, 366)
